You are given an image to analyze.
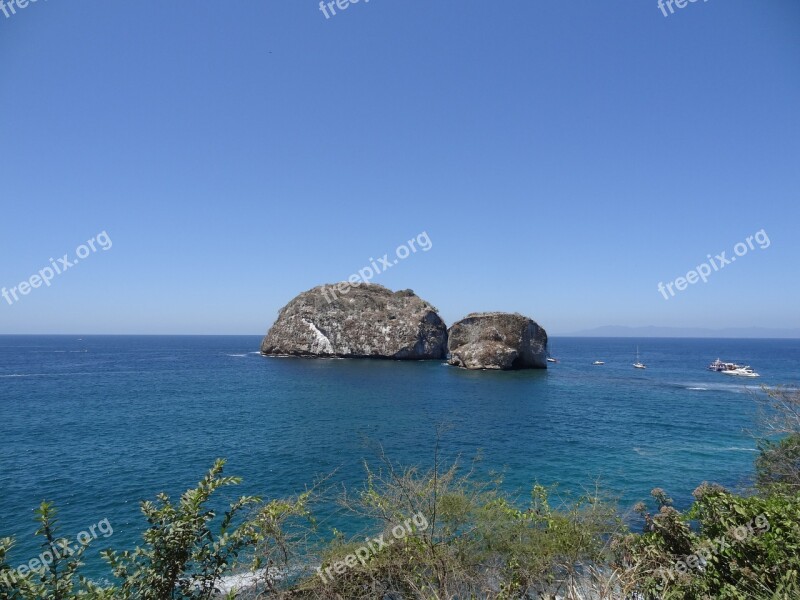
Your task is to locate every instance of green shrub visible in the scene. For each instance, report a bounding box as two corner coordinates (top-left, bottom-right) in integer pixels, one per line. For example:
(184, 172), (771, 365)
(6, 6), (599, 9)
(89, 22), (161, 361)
(0, 502), (115, 600)
(755, 387), (800, 493)
(287, 453), (624, 599)
(618, 484), (800, 599)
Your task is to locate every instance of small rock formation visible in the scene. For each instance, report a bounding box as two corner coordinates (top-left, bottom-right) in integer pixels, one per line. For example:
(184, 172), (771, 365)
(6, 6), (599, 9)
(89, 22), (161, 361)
(260, 283), (447, 360)
(447, 312), (548, 370)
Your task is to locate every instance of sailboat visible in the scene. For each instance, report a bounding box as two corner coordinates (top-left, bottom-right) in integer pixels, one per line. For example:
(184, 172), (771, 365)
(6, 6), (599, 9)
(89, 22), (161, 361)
(546, 341), (558, 363)
(633, 346), (646, 369)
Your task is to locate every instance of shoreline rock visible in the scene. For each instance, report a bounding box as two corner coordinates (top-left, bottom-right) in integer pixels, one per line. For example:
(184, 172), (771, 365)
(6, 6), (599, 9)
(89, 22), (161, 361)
(447, 312), (548, 370)
(260, 283), (447, 360)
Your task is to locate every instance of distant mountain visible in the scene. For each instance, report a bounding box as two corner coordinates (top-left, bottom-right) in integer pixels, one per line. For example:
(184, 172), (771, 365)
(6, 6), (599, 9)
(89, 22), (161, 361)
(563, 326), (800, 339)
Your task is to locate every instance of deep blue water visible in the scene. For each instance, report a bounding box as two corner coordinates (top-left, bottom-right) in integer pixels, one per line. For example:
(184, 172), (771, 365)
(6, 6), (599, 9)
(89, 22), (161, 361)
(1, 335), (799, 577)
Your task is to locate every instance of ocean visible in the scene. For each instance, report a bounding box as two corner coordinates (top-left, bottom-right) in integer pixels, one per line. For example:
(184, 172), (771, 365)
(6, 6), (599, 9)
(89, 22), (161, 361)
(1, 335), (798, 578)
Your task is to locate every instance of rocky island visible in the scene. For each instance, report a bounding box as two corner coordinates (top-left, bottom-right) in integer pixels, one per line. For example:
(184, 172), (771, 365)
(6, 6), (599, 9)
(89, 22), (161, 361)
(447, 312), (548, 370)
(260, 283), (448, 360)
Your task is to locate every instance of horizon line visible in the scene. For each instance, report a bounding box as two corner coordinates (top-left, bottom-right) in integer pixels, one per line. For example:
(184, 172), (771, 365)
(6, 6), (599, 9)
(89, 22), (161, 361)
(1, 333), (799, 340)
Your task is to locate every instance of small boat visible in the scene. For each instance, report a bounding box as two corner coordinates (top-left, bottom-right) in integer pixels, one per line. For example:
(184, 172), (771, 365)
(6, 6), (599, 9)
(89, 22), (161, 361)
(708, 358), (743, 372)
(547, 342), (558, 363)
(592, 360), (605, 365)
(721, 366), (760, 378)
(633, 346), (646, 369)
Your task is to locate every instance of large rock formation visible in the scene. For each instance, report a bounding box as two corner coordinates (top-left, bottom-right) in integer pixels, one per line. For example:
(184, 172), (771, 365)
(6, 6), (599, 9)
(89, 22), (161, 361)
(447, 312), (548, 370)
(261, 283), (447, 360)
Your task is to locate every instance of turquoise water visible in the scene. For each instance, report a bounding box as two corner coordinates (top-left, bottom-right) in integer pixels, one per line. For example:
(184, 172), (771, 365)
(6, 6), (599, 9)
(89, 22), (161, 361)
(1, 335), (798, 576)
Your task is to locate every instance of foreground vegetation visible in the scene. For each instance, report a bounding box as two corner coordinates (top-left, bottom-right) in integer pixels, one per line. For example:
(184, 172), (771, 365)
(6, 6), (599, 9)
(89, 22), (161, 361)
(2, 388), (799, 599)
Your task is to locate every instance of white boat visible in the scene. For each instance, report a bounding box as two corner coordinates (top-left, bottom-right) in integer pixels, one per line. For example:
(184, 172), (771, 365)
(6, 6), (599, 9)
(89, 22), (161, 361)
(633, 346), (646, 369)
(708, 358), (759, 377)
(592, 360), (604, 365)
(708, 358), (742, 372)
(721, 366), (760, 378)
(547, 342), (558, 363)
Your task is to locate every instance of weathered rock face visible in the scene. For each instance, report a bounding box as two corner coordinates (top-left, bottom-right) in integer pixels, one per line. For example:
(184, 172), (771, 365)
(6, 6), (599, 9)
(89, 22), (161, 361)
(261, 284), (448, 360)
(447, 312), (548, 370)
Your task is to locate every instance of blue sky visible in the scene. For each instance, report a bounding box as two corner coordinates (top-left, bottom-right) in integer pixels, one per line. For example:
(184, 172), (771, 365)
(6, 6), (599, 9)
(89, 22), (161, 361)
(1, 0), (798, 335)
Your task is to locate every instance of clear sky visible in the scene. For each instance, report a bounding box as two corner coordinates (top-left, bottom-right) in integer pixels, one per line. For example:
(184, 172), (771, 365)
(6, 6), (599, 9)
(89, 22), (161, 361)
(1, 0), (798, 335)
